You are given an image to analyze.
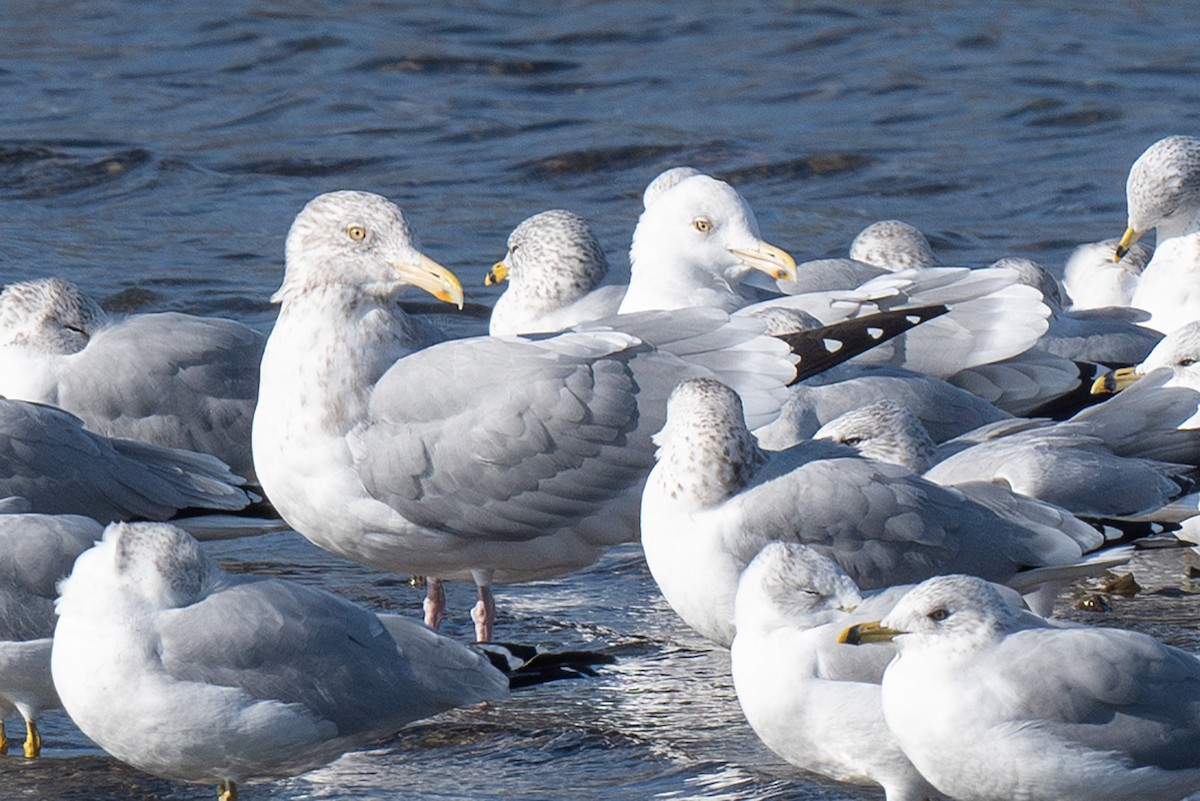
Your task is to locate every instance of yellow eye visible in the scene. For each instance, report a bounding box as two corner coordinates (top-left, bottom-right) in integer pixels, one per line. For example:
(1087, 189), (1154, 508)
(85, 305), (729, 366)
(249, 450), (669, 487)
(347, 225), (367, 242)
(692, 218), (713, 234)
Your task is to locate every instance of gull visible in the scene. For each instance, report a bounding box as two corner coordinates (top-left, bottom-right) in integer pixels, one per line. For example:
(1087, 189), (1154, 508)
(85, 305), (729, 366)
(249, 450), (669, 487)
(773, 219), (931, 297)
(815, 399), (1194, 523)
(0, 512), (100, 757)
(1116, 135), (1200, 333)
(252, 190), (799, 642)
(1061, 237), (1152, 311)
(0, 277), (264, 480)
(992, 257), (1161, 364)
(640, 377), (1107, 646)
(847, 219), (938, 272)
(731, 542), (938, 801)
(619, 173), (1051, 382)
(485, 209), (624, 335)
(51, 521), (514, 801)
(0, 397), (251, 522)
(841, 574), (1200, 801)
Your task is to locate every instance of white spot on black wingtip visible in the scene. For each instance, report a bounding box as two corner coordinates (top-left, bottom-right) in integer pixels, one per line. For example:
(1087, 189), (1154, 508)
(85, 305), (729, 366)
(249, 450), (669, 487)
(905, 314), (922, 324)
(823, 338), (843, 353)
(868, 326), (883, 339)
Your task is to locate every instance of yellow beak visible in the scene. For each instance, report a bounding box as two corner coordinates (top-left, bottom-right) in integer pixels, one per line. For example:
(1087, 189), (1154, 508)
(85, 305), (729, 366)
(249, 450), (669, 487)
(1090, 366), (1140, 395)
(396, 253), (464, 309)
(485, 261), (509, 286)
(728, 239), (798, 282)
(838, 620), (903, 645)
(1114, 227), (1143, 262)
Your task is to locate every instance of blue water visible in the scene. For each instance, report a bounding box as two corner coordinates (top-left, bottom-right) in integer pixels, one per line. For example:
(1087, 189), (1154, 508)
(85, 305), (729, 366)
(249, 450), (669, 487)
(3, 2), (1200, 799)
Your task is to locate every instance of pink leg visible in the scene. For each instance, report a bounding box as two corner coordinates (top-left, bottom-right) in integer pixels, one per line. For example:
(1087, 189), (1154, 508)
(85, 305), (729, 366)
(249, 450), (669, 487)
(423, 578), (446, 630)
(471, 584), (496, 643)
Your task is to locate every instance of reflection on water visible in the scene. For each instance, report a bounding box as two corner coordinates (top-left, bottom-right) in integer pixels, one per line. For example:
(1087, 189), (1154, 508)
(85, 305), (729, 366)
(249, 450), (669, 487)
(3, 1), (1200, 799)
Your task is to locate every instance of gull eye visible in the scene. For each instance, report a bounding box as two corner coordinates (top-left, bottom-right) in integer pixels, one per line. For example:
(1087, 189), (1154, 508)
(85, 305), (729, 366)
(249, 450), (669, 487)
(928, 608), (949, 622)
(841, 435), (863, 446)
(1179, 357), (1197, 367)
(692, 218), (713, 234)
(347, 225), (367, 242)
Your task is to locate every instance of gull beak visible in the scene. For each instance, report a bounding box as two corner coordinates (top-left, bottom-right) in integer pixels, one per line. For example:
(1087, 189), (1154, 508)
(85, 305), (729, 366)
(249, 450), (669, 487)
(838, 620), (902, 645)
(728, 239), (798, 282)
(1114, 227), (1144, 262)
(1091, 366), (1141, 395)
(485, 261), (509, 287)
(396, 253), (464, 309)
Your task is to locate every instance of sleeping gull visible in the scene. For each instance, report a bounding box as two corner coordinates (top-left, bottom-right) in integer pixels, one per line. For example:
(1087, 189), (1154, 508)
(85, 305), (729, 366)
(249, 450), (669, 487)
(840, 574), (1200, 801)
(0, 397), (251, 522)
(51, 521), (515, 801)
(0, 277), (264, 480)
(0, 512), (100, 757)
(1061, 237), (1152, 311)
(640, 377), (1107, 646)
(252, 190), (800, 641)
(485, 209), (624, 335)
(731, 542), (937, 801)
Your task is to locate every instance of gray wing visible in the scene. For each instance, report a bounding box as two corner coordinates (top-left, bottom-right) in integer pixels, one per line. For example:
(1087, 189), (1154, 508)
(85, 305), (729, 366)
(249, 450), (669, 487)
(0, 398), (249, 521)
(730, 449), (1083, 590)
(777, 258), (889, 294)
(158, 578), (503, 738)
(351, 331), (656, 542)
(59, 313), (263, 478)
(1041, 310), (1162, 364)
(0, 513), (101, 641)
(352, 313), (792, 542)
(927, 427), (1190, 519)
(1069, 368), (1200, 465)
(994, 626), (1200, 772)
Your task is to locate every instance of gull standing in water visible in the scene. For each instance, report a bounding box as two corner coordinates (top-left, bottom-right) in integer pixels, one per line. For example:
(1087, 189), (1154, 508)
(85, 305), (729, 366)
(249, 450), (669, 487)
(253, 190), (799, 641)
(0, 512), (101, 758)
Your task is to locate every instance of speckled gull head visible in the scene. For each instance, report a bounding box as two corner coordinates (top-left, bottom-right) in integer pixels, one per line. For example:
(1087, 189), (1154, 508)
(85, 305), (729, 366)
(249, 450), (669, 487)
(814, 399), (938, 474)
(735, 542), (864, 633)
(275, 189), (463, 308)
(848, 220), (938, 272)
(1117, 135), (1200, 261)
(485, 209), (608, 299)
(57, 521), (218, 615)
(841, 574), (1023, 652)
(0, 277), (106, 353)
(628, 174), (797, 290)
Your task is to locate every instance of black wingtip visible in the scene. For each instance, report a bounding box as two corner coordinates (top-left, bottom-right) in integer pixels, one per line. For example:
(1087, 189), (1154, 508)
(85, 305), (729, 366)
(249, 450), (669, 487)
(476, 642), (617, 690)
(777, 303), (951, 385)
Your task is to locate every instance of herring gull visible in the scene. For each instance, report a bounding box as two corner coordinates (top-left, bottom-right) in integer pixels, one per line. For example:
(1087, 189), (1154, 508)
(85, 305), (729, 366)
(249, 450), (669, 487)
(252, 190), (799, 641)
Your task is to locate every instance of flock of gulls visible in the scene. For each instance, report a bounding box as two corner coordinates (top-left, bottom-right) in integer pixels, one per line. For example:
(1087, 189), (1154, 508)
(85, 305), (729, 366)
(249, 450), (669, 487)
(3, 134), (1200, 801)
